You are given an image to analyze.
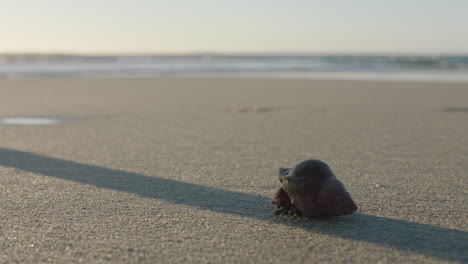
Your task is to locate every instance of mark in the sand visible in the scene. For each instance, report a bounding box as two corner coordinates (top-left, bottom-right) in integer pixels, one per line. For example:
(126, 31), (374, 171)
(441, 107), (468, 113)
(230, 106), (270, 113)
(309, 107), (329, 112)
(0, 117), (66, 125)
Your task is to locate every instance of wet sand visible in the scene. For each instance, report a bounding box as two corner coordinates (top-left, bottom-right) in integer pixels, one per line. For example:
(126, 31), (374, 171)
(0, 77), (467, 263)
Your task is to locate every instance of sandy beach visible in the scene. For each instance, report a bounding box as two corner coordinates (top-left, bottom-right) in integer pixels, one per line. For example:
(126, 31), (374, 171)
(0, 77), (467, 263)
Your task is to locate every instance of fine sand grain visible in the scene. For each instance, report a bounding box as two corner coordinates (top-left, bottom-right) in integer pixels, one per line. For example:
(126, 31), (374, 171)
(0, 77), (467, 263)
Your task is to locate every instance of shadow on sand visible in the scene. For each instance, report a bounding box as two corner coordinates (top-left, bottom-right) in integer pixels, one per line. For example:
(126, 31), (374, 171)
(0, 147), (466, 262)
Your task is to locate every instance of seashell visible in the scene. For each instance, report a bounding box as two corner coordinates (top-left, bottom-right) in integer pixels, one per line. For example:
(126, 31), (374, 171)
(272, 159), (357, 217)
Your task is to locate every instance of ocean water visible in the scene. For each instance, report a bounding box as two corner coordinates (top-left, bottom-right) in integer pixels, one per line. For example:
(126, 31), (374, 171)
(1, 54), (468, 82)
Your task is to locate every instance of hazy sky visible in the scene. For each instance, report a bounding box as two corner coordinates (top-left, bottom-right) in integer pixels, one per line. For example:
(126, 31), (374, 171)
(1, 0), (467, 54)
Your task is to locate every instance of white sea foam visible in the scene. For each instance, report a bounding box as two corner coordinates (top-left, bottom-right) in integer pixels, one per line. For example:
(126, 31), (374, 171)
(0, 117), (63, 125)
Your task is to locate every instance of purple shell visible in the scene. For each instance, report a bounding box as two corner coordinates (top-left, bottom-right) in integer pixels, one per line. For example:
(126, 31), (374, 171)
(273, 159), (357, 217)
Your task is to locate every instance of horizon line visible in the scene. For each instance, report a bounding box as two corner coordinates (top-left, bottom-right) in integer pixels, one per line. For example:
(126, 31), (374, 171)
(1, 51), (468, 56)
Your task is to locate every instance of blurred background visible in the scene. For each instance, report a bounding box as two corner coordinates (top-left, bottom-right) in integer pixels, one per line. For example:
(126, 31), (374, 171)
(1, 0), (468, 80)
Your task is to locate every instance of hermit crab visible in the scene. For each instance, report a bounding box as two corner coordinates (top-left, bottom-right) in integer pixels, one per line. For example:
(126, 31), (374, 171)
(272, 159), (357, 217)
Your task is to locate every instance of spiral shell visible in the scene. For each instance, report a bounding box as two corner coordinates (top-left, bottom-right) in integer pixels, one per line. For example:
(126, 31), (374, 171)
(273, 159), (357, 217)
